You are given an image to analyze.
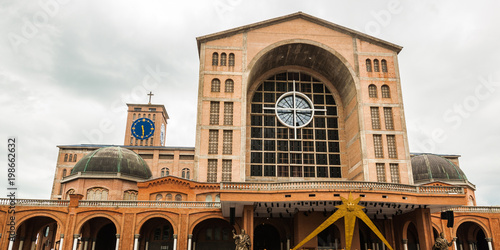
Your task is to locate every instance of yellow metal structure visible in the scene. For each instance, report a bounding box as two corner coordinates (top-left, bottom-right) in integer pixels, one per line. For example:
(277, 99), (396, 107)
(292, 193), (393, 250)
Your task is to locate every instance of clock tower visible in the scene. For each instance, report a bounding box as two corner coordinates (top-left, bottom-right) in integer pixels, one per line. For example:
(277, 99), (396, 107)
(124, 103), (169, 147)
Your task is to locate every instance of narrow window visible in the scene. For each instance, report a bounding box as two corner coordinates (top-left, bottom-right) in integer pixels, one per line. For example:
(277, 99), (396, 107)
(390, 163), (400, 183)
(225, 79), (234, 93)
(64, 154), (68, 162)
(211, 79), (221, 92)
(387, 135), (397, 158)
(161, 167), (169, 177)
(62, 169), (67, 177)
(381, 59), (388, 72)
(222, 160), (232, 182)
(373, 59), (380, 72)
(373, 135), (383, 158)
(370, 107), (381, 130)
(223, 130), (233, 155)
(224, 102), (233, 125)
(381, 85), (390, 98)
(228, 53), (235, 66)
(366, 59), (372, 72)
(212, 52), (219, 66)
(384, 107), (394, 130)
(68, 154), (72, 162)
(73, 154), (77, 162)
(376, 163), (386, 182)
(220, 53), (227, 66)
(207, 159), (217, 182)
(182, 168), (190, 179)
(210, 101), (220, 125)
(208, 130), (219, 154)
(368, 84), (377, 98)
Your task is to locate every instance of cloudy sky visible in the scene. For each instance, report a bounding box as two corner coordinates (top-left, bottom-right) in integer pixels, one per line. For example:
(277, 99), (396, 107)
(1, 0), (500, 205)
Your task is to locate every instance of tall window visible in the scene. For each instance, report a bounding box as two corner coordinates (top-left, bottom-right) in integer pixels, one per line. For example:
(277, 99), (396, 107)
(161, 167), (169, 177)
(222, 160), (232, 182)
(182, 168), (190, 179)
(390, 163), (400, 183)
(86, 187), (109, 200)
(366, 59), (372, 72)
(373, 59), (380, 72)
(368, 84), (377, 98)
(376, 163), (386, 182)
(370, 107), (381, 130)
(211, 79), (221, 92)
(210, 101), (220, 125)
(373, 135), (383, 158)
(208, 130), (219, 154)
(381, 59), (388, 72)
(73, 154), (77, 162)
(384, 107), (394, 130)
(387, 135), (397, 158)
(212, 52), (219, 66)
(62, 169), (67, 177)
(228, 53), (235, 66)
(381, 85), (390, 98)
(223, 130), (233, 155)
(220, 53), (227, 66)
(207, 159), (217, 182)
(68, 154), (73, 162)
(225, 79), (234, 93)
(123, 190), (138, 200)
(224, 102), (233, 125)
(64, 154), (68, 162)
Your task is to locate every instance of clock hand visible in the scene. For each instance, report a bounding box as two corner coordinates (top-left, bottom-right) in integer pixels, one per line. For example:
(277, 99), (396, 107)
(142, 125), (144, 136)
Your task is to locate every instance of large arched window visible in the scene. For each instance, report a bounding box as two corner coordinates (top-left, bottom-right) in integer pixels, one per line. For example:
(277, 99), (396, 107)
(123, 190), (138, 200)
(381, 85), (391, 98)
(86, 187), (109, 200)
(366, 59), (372, 72)
(228, 53), (235, 66)
(220, 53), (227, 66)
(211, 78), (221, 92)
(249, 71), (341, 179)
(368, 84), (377, 98)
(212, 52), (219, 66)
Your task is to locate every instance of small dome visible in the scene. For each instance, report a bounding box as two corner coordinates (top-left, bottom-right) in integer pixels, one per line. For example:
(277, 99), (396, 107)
(71, 147), (152, 179)
(411, 154), (467, 183)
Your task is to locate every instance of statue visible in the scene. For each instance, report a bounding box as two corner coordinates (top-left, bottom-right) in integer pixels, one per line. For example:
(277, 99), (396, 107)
(433, 232), (455, 250)
(233, 229), (251, 250)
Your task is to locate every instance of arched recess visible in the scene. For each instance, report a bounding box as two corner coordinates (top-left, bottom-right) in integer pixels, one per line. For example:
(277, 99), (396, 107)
(318, 223), (342, 249)
(138, 217), (175, 250)
(189, 214), (232, 234)
(77, 216), (119, 250)
(455, 220), (490, 250)
(192, 218), (235, 250)
(246, 40), (358, 107)
(12, 215), (60, 250)
(254, 223), (282, 250)
(135, 213), (177, 235)
(75, 212), (122, 236)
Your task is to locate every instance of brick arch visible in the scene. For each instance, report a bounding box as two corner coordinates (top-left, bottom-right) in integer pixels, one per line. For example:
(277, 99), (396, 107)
(135, 213), (177, 235)
(401, 219), (414, 239)
(15, 211), (64, 231)
(75, 212), (121, 234)
(454, 217), (491, 239)
(189, 213), (230, 234)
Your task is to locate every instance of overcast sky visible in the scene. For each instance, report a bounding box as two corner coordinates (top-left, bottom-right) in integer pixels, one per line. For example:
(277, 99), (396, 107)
(1, 0), (500, 205)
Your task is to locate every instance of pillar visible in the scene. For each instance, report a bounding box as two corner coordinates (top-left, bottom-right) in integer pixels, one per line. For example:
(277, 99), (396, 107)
(414, 208), (433, 250)
(287, 238), (290, 250)
(91, 239), (96, 250)
(7, 238), (14, 250)
(18, 237), (25, 250)
(72, 234), (80, 250)
(187, 234), (193, 250)
(173, 234), (177, 250)
(115, 234), (120, 250)
(30, 237), (36, 250)
(83, 238), (89, 250)
(402, 239), (408, 250)
(134, 234), (140, 250)
(453, 238), (457, 250)
(486, 238), (493, 250)
(59, 234), (64, 250)
(243, 205), (254, 248)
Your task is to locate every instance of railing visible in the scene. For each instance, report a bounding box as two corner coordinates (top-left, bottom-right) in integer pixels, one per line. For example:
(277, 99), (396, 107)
(79, 200), (221, 208)
(449, 206), (500, 213)
(0, 199), (69, 207)
(220, 181), (465, 194)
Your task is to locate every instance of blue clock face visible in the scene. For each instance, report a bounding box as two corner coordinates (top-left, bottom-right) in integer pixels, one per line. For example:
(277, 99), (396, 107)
(131, 118), (155, 140)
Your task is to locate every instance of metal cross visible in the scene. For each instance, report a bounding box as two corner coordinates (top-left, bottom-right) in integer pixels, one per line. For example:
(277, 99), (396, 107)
(147, 91), (154, 105)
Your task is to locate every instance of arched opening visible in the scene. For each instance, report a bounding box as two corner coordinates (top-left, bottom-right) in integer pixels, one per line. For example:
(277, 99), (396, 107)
(318, 223), (341, 249)
(13, 216), (58, 250)
(138, 217), (174, 250)
(192, 218), (234, 250)
(456, 221), (489, 250)
(78, 217), (117, 250)
(359, 220), (385, 250)
(254, 223), (281, 250)
(407, 222), (419, 250)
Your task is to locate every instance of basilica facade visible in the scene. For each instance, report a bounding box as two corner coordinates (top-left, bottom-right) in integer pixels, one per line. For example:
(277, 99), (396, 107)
(1, 12), (500, 250)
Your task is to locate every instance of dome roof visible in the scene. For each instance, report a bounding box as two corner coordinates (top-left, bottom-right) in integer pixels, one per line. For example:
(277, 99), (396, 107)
(411, 154), (467, 183)
(71, 147), (152, 179)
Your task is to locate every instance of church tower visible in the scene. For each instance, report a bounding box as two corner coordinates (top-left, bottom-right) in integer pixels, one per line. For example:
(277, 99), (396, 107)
(124, 98), (169, 147)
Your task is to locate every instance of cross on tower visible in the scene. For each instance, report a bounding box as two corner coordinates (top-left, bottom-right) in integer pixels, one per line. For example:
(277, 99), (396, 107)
(147, 91), (154, 105)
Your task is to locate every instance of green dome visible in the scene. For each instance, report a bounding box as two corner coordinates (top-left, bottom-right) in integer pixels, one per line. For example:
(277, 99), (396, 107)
(411, 154), (467, 183)
(71, 147), (152, 179)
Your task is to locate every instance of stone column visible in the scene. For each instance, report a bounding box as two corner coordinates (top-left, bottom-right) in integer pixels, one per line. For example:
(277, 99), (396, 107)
(18, 237), (25, 250)
(173, 234), (178, 250)
(72, 234), (80, 250)
(115, 234), (120, 250)
(7, 237), (14, 250)
(243, 205), (254, 248)
(59, 234), (64, 250)
(402, 239), (408, 250)
(91, 239), (96, 250)
(83, 238), (89, 250)
(486, 238), (493, 250)
(145, 240), (149, 250)
(30, 237), (36, 250)
(453, 237), (457, 250)
(287, 238), (290, 250)
(187, 234), (193, 250)
(134, 234), (140, 250)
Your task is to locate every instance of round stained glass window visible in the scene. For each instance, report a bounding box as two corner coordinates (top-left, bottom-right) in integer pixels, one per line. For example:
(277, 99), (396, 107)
(275, 92), (315, 128)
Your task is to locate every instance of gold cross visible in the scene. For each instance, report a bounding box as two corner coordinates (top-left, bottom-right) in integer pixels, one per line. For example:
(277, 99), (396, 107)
(147, 91), (154, 104)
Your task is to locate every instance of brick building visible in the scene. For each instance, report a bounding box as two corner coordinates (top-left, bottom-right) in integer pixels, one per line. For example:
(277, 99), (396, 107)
(1, 12), (499, 250)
